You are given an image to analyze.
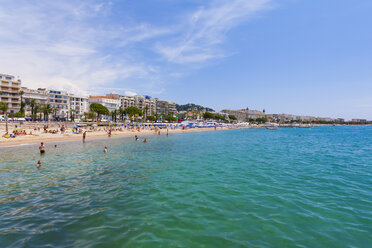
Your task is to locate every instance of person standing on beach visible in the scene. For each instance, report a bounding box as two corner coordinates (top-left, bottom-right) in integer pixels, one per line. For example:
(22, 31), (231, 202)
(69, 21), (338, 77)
(36, 160), (42, 168)
(83, 131), (87, 142)
(39, 142), (45, 154)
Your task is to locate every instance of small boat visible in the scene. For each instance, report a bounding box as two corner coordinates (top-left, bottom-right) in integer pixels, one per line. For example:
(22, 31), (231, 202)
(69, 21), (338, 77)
(266, 126), (278, 130)
(265, 123), (279, 130)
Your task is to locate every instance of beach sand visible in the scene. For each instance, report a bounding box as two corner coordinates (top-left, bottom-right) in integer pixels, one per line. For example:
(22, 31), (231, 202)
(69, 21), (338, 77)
(0, 122), (234, 147)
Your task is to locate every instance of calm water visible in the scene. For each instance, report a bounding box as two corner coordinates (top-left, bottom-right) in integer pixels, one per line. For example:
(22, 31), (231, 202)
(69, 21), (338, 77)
(0, 127), (371, 247)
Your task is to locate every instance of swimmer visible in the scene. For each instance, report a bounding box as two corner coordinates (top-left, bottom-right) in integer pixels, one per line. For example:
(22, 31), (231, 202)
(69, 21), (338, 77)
(143, 138), (147, 143)
(36, 160), (42, 168)
(39, 142), (45, 154)
(83, 131), (87, 142)
(104, 146), (108, 153)
(135, 135), (139, 141)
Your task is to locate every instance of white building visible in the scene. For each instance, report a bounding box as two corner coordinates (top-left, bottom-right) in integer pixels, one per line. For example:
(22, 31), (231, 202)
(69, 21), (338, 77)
(47, 89), (70, 120)
(0, 74), (21, 113)
(106, 93), (156, 117)
(21, 87), (49, 116)
(88, 96), (120, 112)
(154, 99), (177, 116)
(69, 95), (89, 120)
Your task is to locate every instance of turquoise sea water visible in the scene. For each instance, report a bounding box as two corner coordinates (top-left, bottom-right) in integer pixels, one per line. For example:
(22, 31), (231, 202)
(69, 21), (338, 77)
(0, 127), (371, 247)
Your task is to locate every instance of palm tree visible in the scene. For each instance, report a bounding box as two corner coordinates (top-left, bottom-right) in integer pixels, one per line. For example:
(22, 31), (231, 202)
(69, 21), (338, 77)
(0, 102), (9, 133)
(111, 110), (118, 122)
(118, 107), (124, 121)
(51, 107), (58, 121)
(35, 103), (42, 120)
(19, 90), (25, 114)
(28, 99), (37, 120)
(143, 105), (149, 123)
(41, 104), (52, 121)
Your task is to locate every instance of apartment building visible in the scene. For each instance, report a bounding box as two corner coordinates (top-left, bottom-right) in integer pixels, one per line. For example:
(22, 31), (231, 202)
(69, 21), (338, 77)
(154, 99), (177, 116)
(21, 87), (49, 116)
(21, 87), (89, 120)
(88, 96), (120, 112)
(0, 74), (21, 113)
(47, 90), (70, 119)
(69, 96), (89, 119)
(106, 93), (156, 117)
(221, 109), (266, 122)
(351, 119), (367, 123)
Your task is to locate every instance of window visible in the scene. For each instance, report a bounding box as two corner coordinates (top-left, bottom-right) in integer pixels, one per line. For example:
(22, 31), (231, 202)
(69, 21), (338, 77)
(6, 77), (12, 80)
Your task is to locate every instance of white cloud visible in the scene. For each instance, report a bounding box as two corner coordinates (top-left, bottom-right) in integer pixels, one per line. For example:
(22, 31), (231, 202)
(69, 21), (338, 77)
(0, 0), (168, 96)
(155, 0), (272, 63)
(0, 0), (273, 96)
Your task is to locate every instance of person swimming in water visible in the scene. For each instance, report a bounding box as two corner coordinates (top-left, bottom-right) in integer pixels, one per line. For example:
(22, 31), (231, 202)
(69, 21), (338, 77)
(39, 142), (45, 154)
(135, 135), (139, 141)
(104, 146), (108, 153)
(143, 138), (147, 143)
(83, 131), (87, 142)
(36, 160), (42, 168)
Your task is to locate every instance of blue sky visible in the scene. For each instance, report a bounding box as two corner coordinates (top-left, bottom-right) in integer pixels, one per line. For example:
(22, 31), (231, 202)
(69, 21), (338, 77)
(0, 0), (371, 119)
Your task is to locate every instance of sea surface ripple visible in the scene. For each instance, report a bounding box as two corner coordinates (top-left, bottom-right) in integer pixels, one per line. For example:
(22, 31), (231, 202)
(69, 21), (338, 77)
(0, 126), (371, 247)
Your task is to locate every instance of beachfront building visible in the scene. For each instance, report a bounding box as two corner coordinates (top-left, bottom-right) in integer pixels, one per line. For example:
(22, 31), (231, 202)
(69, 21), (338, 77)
(21, 87), (89, 120)
(106, 93), (157, 117)
(69, 95), (89, 120)
(154, 99), (177, 116)
(48, 89), (70, 120)
(88, 96), (120, 112)
(0, 74), (21, 113)
(317, 117), (336, 122)
(221, 109), (266, 122)
(351, 119), (367, 123)
(21, 87), (49, 116)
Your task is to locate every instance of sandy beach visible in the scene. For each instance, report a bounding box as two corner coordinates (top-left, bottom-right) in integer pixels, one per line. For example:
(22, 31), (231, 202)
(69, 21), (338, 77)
(0, 122), (236, 147)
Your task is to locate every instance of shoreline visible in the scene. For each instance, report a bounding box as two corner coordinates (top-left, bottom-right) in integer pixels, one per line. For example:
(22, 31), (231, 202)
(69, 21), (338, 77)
(1, 124), (370, 148)
(0, 127), (235, 148)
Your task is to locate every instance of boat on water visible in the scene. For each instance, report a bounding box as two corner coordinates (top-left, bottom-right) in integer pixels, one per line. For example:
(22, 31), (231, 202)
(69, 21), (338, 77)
(264, 123), (279, 130)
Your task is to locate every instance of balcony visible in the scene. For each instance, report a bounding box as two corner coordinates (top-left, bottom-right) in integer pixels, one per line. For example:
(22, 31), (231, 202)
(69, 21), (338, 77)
(1, 81), (20, 88)
(0, 88), (20, 94)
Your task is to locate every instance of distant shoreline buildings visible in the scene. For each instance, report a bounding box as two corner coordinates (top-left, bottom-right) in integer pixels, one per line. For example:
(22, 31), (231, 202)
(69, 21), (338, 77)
(0, 73), (369, 123)
(1, 73), (178, 121)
